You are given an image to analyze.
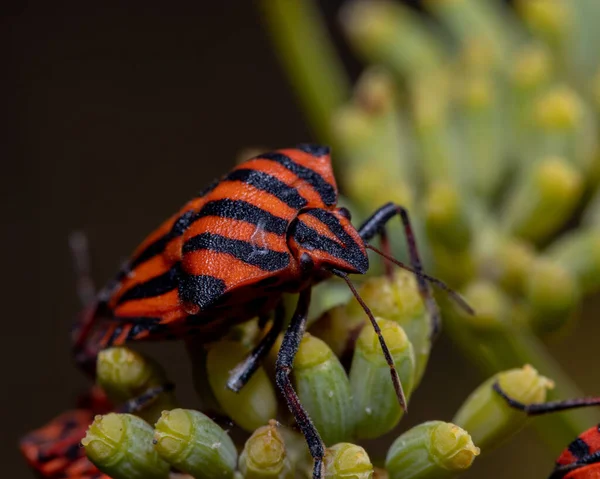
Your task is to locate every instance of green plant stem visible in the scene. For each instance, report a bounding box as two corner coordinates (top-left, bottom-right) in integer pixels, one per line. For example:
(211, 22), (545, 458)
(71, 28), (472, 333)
(444, 311), (600, 453)
(260, 0), (350, 149)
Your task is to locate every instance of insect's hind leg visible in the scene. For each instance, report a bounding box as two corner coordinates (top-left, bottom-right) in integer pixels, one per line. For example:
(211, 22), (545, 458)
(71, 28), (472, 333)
(118, 383), (176, 414)
(493, 382), (600, 415)
(276, 288), (325, 479)
(227, 302), (285, 392)
(358, 202), (441, 339)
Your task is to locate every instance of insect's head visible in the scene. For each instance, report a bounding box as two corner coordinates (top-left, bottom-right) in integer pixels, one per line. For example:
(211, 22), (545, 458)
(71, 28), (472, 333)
(287, 207), (368, 275)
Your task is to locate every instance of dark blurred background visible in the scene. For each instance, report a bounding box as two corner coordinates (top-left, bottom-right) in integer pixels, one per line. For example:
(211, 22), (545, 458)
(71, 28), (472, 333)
(3, 2), (597, 478)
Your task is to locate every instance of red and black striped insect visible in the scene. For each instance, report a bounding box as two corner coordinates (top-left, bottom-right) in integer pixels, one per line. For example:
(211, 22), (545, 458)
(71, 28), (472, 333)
(20, 387), (111, 479)
(22, 144), (471, 479)
(495, 382), (600, 478)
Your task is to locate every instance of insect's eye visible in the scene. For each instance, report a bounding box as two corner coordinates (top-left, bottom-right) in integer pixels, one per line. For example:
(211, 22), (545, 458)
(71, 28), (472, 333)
(338, 207), (352, 221)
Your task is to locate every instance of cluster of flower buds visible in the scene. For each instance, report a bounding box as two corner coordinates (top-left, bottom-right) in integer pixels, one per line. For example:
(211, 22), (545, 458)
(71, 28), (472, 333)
(261, 0), (600, 458)
(82, 274), (558, 479)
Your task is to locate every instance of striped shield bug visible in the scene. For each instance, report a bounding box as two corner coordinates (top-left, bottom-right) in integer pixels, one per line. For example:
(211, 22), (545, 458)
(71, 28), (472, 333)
(495, 382), (600, 478)
(21, 144), (472, 479)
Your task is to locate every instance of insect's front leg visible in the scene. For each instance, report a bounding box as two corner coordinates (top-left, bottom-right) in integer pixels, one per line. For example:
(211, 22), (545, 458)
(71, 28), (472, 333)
(493, 382), (600, 415)
(358, 202), (441, 339)
(227, 302), (285, 392)
(275, 288), (325, 479)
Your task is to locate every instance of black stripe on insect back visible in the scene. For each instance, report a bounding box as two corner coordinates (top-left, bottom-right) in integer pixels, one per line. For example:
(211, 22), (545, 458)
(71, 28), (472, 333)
(116, 264), (180, 305)
(178, 272), (227, 310)
(183, 232), (290, 271)
(259, 152), (336, 206)
(224, 168), (307, 209)
(192, 199), (289, 235)
(296, 144), (330, 157)
(130, 210), (196, 270)
(568, 437), (590, 460)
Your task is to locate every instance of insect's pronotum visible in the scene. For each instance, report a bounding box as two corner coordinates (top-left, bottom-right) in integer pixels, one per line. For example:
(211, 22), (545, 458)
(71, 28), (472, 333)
(21, 144), (472, 479)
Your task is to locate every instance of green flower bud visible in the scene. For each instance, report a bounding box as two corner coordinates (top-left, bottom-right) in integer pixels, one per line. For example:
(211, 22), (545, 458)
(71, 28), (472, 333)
(478, 233), (536, 295)
(459, 281), (511, 331)
(340, 0), (443, 78)
(425, 181), (472, 252)
(238, 420), (294, 479)
(154, 408), (237, 479)
(82, 413), (169, 479)
(502, 156), (583, 243)
(207, 339), (277, 432)
(96, 347), (177, 424)
(548, 228), (600, 294)
(309, 303), (366, 359)
(511, 44), (552, 90)
(535, 86), (581, 131)
(516, 0), (571, 42)
(385, 421), (479, 479)
(430, 243), (477, 288)
(350, 319), (415, 439)
(294, 334), (355, 445)
(453, 365), (553, 451)
(525, 256), (581, 334)
(324, 443), (373, 479)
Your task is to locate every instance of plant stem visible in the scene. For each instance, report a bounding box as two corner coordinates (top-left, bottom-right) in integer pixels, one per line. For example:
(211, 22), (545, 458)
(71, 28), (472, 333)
(259, 0), (350, 148)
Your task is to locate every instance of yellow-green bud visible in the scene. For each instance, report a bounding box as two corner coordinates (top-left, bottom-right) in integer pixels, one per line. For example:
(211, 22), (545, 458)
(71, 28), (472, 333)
(512, 44), (551, 89)
(96, 347), (177, 424)
(425, 181), (472, 252)
(453, 365), (553, 451)
(535, 87), (581, 131)
(294, 334), (355, 445)
(548, 228), (600, 294)
(340, 0), (442, 78)
(207, 340), (277, 432)
(324, 443), (373, 479)
(502, 156), (583, 242)
(350, 319), (415, 439)
(385, 421), (479, 479)
(516, 0), (570, 40)
(82, 413), (169, 479)
(525, 257), (580, 334)
(459, 281), (511, 331)
(359, 272), (432, 385)
(154, 409), (237, 479)
(239, 421), (293, 479)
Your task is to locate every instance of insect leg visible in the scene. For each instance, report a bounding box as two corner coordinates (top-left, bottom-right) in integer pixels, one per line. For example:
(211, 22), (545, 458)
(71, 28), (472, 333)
(494, 382), (600, 415)
(117, 383), (175, 414)
(358, 202), (441, 338)
(275, 288), (325, 479)
(227, 302), (285, 392)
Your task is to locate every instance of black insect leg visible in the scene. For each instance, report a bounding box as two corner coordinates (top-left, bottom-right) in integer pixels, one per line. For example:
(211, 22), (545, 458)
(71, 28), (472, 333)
(117, 383), (175, 414)
(493, 382), (600, 415)
(227, 302), (285, 392)
(276, 288), (325, 479)
(358, 202), (441, 339)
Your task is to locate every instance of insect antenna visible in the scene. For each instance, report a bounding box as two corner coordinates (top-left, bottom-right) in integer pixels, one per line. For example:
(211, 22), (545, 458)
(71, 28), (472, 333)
(68, 231), (96, 308)
(330, 268), (408, 413)
(365, 244), (474, 316)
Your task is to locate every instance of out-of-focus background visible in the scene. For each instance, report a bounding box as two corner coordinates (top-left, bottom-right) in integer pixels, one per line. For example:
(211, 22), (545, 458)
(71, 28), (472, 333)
(3, 1), (598, 478)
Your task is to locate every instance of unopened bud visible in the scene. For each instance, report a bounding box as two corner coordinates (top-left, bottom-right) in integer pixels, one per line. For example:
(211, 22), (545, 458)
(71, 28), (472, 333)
(154, 409), (237, 479)
(294, 334), (355, 445)
(385, 421), (479, 479)
(324, 443), (373, 479)
(207, 340), (277, 432)
(82, 413), (169, 479)
(350, 319), (415, 439)
(453, 365), (553, 451)
(239, 421), (293, 479)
